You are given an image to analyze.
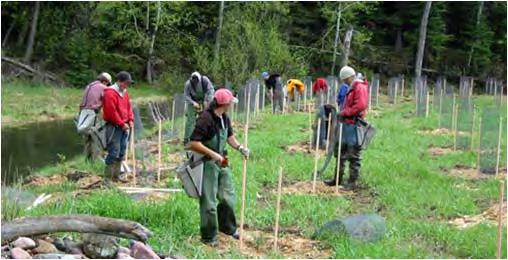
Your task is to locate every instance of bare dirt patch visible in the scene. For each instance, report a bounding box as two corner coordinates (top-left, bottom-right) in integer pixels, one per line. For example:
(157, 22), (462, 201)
(429, 146), (455, 156)
(281, 181), (354, 196)
(283, 141), (327, 156)
(444, 165), (507, 180)
(448, 202), (507, 229)
(24, 174), (67, 187)
(418, 128), (469, 136)
(207, 229), (332, 258)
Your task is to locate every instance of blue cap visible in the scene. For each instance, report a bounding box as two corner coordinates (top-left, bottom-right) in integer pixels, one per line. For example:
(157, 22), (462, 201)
(262, 72), (269, 78)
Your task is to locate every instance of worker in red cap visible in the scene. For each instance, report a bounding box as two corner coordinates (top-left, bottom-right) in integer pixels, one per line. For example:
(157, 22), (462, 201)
(187, 88), (250, 246)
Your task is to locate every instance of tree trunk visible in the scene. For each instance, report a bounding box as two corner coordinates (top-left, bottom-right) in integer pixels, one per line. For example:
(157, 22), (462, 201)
(146, 1), (161, 83)
(415, 1), (432, 78)
(395, 28), (402, 52)
(213, 1), (225, 74)
(1, 214), (152, 244)
(2, 23), (15, 48)
(467, 1), (484, 70)
(24, 1), (40, 63)
(341, 27), (353, 67)
(331, 3), (341, 75)
(16, 20), (29, 48)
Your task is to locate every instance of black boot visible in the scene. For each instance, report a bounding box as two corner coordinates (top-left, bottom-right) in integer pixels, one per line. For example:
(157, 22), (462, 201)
(324, 156), (345, 186)
(344, 148), (361, 190)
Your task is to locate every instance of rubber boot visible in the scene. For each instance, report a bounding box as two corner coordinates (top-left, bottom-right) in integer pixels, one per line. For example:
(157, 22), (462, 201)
(103, 164), (115, 187)
(344, 149), (361, 190)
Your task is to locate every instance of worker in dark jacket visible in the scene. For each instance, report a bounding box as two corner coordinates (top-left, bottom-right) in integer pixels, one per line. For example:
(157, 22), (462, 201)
(188, 88), (249, 246)
(324, 66), (368, 190)
(183, 71), (215, 145)
(262, 71), (284, 113)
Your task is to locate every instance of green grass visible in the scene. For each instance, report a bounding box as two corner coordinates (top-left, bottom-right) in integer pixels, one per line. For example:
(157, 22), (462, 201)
(4, 95), (507, 258)
(1, 80), (169, 127)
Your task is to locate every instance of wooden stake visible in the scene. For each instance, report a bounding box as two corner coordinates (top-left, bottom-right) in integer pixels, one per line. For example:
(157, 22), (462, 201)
(239, 85), (251, 249)
(273, 167), (283, 251)
(394, 81), (398, 105)
(171, 99), (176, 136)
(496, 118), (503, 177)
(477, 117), (482, 175)
(312, 118), (322, 193)
(335, 123), (343, 194)
(454, 104), (458, 151)
(426, 90), (430, 117)
(471, 107), (476, 151)
(181, 102), (187, 140)
(325, 113), (332, 153)
(308, 103), (312, 151)
(496, 180), (505, 259)
(130, 126), (137, 187)
(438, 88), (443, 128)
(303, 82), (307, 110)
(157, 119), (162, 183)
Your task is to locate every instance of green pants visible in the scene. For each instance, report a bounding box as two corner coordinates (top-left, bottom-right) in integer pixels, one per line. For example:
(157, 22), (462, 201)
(184, 104), (199, 143)
(199, 161), (237, 242)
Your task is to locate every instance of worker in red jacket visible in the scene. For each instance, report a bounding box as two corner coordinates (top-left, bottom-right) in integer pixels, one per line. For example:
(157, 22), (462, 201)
(312, 77), (328, 108)
(102, 71), (135, 183)
(324, 66), (368, 190)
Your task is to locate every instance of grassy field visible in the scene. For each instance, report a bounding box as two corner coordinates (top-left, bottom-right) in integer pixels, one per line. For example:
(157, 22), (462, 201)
(2, 95), (507, 258)
(1, 81), (170, 127)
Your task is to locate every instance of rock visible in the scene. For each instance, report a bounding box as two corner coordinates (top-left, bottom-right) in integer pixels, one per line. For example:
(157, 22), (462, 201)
(12, 237), (37, 250)
(32, 253), (85, 259)
(129, 241), (160, 259)
(82, 234), (118, 259)
(11, 247), (32, 259)
(116, 253), (134, 259)
(33, 239), (59, 254)
(313, 214), (386, 242)
(118, 246), (131, 255)
(53, 238), (66, 252)
(77, 175), (102, 189)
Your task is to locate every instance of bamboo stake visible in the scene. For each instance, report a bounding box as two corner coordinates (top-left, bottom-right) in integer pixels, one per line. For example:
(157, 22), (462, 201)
(425, 90), (430, 117)
(471, 107), (476, 151)
(335, 123), (343, 194)
(477, 117), (482, 175)
(239, 85), (251, 249)
(496, 180), (505, 259)
(171, 99), (176, 136)
(181, 102), (187, 141)
(157, 119), (162, 183)
(394, 81), (398, 105)
(130, 126), (137, 187)
(325, 113), (332, 153)
(495, 118), (503, 177)
(312, 118), (322, 193)
(273, 167), (283, 251)
(438, 88), (443, 128)
(453, 104), (459, 151)
(308, 103), (312, 151)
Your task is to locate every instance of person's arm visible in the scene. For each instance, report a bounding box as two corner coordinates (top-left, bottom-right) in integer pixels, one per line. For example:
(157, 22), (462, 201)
(184, 81), (198, 106)
(188, 141), (224, 162)
(341, 85), (368, 117)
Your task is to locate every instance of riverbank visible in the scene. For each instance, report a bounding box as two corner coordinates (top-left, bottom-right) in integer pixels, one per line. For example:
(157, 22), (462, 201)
(2, 97), (506, 258)
(1, 81), (169, 127)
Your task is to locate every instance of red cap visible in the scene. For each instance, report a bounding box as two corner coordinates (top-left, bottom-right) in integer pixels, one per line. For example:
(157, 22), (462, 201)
(214, 89), (238, 105)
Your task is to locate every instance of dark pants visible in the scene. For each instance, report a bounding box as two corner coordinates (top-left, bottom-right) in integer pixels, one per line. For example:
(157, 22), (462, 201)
(105, 124), (129, 165)
(335, 146), (362, 184)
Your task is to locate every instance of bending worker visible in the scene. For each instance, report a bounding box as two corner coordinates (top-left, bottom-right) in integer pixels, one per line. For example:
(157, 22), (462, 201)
(188, 88), (250, 246)
(262, 71), (284, 113)
(286, 79), (305, 102)
(184, 71), (215, 145)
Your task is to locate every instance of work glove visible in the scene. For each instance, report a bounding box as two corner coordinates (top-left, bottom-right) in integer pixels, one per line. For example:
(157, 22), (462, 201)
(237, 145), (250, 158)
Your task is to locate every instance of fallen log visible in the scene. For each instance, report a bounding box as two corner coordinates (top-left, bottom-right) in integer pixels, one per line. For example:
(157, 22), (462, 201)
(1, 214), (152, 244)
(1, 56), (57, 81)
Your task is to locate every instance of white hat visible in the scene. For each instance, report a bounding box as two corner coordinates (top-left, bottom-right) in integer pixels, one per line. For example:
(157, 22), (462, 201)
(339, 66), (356, 80)
(98, 72), (112, 84)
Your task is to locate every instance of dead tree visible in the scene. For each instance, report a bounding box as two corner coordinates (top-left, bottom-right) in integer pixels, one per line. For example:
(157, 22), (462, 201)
(24, 1), (40, 63)
(414, 1), (432, 78)
(331, 3), (342, 75)
(146, 1), (161, 83)
(1, 215), (152, 244)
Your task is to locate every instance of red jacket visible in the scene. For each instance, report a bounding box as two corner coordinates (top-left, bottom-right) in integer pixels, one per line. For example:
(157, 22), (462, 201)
(340, 80), (368, 124)
(103, 87), (134, 127)
(312, 78), (328, 94)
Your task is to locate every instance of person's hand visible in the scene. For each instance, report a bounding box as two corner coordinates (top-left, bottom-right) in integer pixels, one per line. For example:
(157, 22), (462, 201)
(193, 102), (200, 109)
(210, 152), (225, 163)
(238, 145), (250, 158)
(129, 121), (134, 128)
(122, 123), (130, 131)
